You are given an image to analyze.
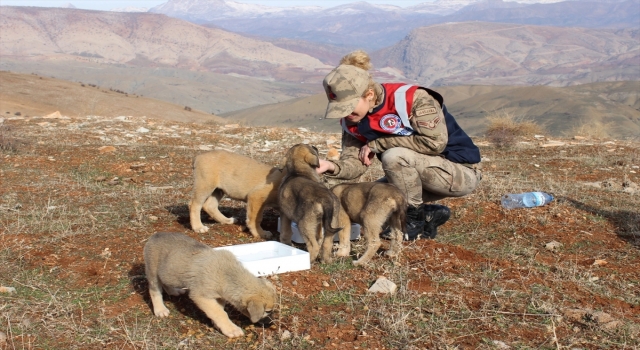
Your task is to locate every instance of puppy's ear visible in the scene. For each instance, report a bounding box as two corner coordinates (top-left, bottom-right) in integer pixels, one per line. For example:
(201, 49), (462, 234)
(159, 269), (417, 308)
(247, 299), (265, 323)
(304, 148), (320, 168)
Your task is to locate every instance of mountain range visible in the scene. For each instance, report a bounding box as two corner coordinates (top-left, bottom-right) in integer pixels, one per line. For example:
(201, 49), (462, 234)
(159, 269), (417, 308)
(150, 0), (639, 49)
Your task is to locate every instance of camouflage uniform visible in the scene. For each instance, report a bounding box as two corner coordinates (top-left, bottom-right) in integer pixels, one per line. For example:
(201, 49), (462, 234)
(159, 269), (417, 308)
(324, 76), (481, 206)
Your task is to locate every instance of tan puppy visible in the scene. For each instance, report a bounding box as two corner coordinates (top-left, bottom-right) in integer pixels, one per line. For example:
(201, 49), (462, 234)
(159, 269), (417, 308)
(279, 144), (342, 263)
(143, 232), (276, 338)
(331, 182), (407, 265)
(189, 150), (283, 239)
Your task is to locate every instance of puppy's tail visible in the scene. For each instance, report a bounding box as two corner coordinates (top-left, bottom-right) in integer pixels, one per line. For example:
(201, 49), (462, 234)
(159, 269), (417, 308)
(393, 194), (408, 233)
(322, 195), (343, 236)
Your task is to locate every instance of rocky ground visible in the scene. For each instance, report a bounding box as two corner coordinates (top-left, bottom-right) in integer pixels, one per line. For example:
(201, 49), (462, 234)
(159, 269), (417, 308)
(0, 112), (638, 349)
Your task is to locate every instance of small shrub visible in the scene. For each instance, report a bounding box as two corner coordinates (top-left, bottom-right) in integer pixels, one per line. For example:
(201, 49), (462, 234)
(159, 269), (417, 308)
(184, 106), (192, 111)
(486, 110), (542, 148)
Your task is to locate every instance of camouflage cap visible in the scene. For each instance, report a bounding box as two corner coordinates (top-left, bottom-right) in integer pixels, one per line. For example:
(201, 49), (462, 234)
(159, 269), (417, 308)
(323, 64), (370, 119)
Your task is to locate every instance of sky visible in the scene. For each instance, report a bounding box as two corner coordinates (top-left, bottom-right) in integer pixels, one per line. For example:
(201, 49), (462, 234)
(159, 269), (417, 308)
(0, 0), (437, 11)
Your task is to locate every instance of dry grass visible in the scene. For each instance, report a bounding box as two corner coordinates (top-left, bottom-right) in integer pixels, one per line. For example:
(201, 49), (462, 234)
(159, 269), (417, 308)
(485, 110), (543, 148)
(1, 113), (639, 349)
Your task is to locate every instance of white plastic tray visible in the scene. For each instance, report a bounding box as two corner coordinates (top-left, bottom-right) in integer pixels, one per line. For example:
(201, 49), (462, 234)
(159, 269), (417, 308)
(213, 241), (310, 276)
(277, 217), (361, 244)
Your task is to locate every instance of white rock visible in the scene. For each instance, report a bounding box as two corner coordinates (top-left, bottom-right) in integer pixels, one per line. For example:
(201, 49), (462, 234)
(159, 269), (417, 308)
(136, 127), (149, 133)
(297, 127), (309, 132)
(368, 277), (397, 294)
(545, 241), (562, 251)
(534, 135), (545, 139)
(198, 145), (212, 151)
(0, 286), (16, 294)
(280, 330), (291, 340)
(492, 340), (511, 349)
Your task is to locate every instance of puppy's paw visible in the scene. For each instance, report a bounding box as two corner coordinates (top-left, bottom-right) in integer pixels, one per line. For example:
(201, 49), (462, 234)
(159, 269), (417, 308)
(335, 246), (350, 257)
(153, 306), (171, 318)
(221, 324), (244, 338)
(260, 230), (273, 239)
(384, 250), (399, 258)
(193, 225), (209, 233)
(352, 258), (370, 266)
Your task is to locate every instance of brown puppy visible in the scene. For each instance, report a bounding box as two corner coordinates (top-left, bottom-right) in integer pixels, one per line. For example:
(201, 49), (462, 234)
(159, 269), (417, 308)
(331, 182), (407, 265)
(279, 144), (342, 263)
(143, 232), (276, 338)
(189, 150), (282, 239)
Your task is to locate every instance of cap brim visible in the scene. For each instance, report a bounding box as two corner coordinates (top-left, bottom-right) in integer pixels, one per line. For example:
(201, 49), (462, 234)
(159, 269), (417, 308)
(324, 97), (359, 119)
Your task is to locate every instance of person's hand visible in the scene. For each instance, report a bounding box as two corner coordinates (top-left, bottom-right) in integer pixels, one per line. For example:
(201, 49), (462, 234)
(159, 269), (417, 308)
(359, 145), (375, 166)
(316, 159), (336, 174)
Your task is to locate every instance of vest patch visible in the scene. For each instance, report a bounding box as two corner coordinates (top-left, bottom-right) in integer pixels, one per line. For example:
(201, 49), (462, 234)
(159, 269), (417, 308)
(415, 107), (437, 117)
(418, 115), (441, 129)
(379, 114), (401, 132)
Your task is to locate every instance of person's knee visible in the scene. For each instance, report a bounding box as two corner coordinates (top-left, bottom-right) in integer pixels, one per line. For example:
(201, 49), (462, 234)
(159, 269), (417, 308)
(381, 148), (411, 168)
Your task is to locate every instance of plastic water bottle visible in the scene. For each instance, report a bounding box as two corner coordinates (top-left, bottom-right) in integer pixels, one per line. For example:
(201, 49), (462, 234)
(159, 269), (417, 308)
(501, 192), (554, 209)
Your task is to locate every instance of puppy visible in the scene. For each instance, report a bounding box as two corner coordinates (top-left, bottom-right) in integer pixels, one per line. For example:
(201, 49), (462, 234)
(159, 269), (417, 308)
(189, 150), (283, 239)
(143, 232), (276, 338)
(331, 182), (407, 265)
(278, 144), (342, 263)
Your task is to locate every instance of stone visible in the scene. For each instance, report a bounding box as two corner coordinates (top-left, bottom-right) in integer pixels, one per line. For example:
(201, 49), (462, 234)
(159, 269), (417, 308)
(592, 311), (614, 324)
(563, 308), (590, 322)
(368, 276), (397, 294)
(592, 259), (608, 266)
(0, 286), (16, 294)
(545, 241), (563, 251)
(492, 340), (511, 349)
(280, 330), (291, 340)
(136, 127), (149, 133)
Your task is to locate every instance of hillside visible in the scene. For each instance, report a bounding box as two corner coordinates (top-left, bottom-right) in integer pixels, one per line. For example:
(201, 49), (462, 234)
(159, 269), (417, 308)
(0, 60), (323, 115)
(372, 22), (639, 87)
(0, 71), (226, 124)
(221, 81), (640, 139)
(0, 6), (331, 82)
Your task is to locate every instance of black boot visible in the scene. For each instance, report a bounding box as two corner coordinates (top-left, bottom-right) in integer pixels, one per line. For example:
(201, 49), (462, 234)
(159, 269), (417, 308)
(421, 205), (451, 239)
(403, 204), (426, 241)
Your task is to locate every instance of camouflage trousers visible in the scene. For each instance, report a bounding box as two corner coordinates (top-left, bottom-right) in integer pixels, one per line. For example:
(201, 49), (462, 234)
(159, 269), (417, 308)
(380, 147), (482, 206)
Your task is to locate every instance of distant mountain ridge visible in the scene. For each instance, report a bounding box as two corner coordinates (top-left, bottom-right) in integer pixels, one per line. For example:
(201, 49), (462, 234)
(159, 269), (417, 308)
(372, 22), (640, 87)
(151, 0), (639, 49)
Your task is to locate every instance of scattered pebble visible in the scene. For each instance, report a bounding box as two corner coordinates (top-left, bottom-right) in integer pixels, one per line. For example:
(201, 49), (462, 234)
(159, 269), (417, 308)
(545, 241), (563, 251)
(0, 286), (16, 294)
(280, 330), (291, 340)
(322, 281), (330, 287)
(492, 340), (511, 349)
(368, 276), (397, 294)
(592, 259), (608, 266)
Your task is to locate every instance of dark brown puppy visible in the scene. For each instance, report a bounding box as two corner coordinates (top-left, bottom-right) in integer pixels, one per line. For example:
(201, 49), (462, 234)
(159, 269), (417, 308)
(331, 182), (407, 265)
(189, 150), (283, 239)
(278, 144), (342, 263)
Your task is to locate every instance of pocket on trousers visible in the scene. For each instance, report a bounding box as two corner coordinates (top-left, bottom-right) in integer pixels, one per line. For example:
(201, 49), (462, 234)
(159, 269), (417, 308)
(435, 161), (470, 193)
